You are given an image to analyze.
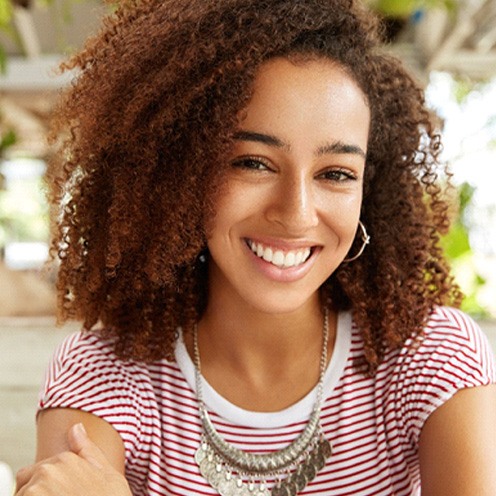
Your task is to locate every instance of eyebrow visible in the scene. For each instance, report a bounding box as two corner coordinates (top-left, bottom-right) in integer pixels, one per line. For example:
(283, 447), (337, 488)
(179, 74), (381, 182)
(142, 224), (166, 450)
(233, 130), (289, 150)
(316, 141), (366, 158)
(234, 130), (366, 158)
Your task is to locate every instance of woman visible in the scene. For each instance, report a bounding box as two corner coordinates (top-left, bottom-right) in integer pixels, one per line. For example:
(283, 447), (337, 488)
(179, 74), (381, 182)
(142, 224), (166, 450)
(15, 0), (496, 494)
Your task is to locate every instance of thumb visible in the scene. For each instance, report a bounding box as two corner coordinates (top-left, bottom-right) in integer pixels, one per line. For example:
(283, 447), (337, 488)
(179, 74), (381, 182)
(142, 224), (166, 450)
(67, 423), (106, 469)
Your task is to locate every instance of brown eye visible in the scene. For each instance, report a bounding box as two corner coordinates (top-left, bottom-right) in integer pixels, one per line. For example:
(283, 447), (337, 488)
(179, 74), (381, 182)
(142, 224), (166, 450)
(231, 157), (271, 171)
(318, 168), (357, 182)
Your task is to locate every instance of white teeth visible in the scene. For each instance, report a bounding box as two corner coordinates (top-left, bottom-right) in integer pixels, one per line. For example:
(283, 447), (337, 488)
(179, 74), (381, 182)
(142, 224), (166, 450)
(247, 240), (312, 268)
(262, 247), (273, 262)
(273, 251), (285, 266)
(284, 252), (295, 268)
(295, 251), (303, 265)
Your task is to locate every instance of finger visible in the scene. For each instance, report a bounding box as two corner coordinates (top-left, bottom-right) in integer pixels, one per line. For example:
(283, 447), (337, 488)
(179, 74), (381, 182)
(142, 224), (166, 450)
(67, 423), (105, 469)
(15, 464), (36, 493)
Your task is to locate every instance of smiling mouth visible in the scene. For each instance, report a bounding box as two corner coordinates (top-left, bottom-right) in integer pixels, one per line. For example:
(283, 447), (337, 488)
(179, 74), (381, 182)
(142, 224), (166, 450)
(246, 239), (314, 268)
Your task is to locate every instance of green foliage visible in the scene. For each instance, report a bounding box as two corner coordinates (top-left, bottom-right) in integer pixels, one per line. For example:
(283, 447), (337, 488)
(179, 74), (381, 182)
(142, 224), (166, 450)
(0, 44), (6, 73)
(441, 183), (474, 276)
(451, 76), (494, 105)
(442, 222), (470, 259)
(0, 0), (14, 72)
(0, 0), (13, 27)
(0, 0), (89, 66)
(441, 182), (489, 317)
(367, 0), (457, 17)
(452, 78), (476, 104)
(0, 128), (15, 155)
(0, 180), (49, 243)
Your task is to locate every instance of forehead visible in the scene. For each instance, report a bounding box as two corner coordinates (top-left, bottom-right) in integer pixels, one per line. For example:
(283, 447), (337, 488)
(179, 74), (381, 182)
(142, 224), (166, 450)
(250, 56), (368, 107)
(237, 57), (371, 151)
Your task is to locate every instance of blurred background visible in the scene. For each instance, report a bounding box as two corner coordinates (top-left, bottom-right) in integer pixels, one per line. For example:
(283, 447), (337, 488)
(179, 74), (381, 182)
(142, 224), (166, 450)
(0, 0), (495, 485)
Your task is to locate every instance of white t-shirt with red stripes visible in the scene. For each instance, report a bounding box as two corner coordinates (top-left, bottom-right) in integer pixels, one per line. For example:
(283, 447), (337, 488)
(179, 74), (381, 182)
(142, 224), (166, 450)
(39, 306), (496, 495)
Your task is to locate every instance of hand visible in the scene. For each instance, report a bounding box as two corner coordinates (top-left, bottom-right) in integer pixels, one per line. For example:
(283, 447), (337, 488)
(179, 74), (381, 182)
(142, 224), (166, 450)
(15, 423), (132, 496)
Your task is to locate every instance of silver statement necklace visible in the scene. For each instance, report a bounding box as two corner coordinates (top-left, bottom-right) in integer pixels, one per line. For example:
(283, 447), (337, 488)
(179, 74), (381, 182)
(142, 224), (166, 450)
(193, 310), (332, 496)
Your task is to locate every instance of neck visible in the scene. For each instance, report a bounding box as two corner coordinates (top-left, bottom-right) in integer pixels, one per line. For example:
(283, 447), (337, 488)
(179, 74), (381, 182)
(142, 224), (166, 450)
(201, 283), (324, 365)
(187, 276), (336, 411)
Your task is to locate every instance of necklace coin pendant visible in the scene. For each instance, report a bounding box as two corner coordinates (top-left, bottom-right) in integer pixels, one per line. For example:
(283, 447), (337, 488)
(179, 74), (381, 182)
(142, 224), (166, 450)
(229, 481), (258, 496)
(193, 310), (332, 496)
(292, 470), (308, 492)
(255, 481), (269, 495)
(208, 464), (225, 488)
(271, 486), (290, 496)
(310, 449), (326, 471)
(217, 477), (238, 496)
(319, 438), (333, 458)
(195, 445), (208, 465)
(206, 454), (235, 491)
(278, 480), (299, 496)
(238, 484), (253, 496)
(199, 456), (215, 480)
(301, 460), (317, 482)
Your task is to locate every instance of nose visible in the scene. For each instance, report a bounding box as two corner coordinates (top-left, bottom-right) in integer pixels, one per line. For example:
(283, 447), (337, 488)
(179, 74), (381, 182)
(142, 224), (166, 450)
(265, 174), (319, 233)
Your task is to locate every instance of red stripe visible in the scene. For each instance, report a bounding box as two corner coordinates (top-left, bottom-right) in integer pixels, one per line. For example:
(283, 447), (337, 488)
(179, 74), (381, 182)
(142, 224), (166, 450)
(37, 307), (495, 495)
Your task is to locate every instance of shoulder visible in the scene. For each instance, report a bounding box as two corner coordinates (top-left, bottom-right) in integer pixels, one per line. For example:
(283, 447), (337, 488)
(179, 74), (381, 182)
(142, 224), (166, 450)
(395, 306), (496, 386)
(39, 329), (176, 417)
(50, 329), (120, 362)
(43, 330), (144, 389)
(382, 306), (495, 378)
(39, 330), (180, 465)
(40, 329), (189, 409)
(424, 306), (488, 346)
(381, 306), (496, 444)
(415, 306), (495, 382)
(417, 311), (496, 494)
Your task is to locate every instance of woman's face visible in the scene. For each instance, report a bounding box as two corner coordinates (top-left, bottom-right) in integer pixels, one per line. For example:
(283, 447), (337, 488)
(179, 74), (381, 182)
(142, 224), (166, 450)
(206, 57), (370, 315)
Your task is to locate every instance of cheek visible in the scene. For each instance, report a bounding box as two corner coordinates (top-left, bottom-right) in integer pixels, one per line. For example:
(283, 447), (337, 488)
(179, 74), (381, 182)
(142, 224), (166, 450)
(319, 189), (363, 225)
(205, 189), (245, 241)
(203, 180), (236, 238)
(318, 197), (363, 256)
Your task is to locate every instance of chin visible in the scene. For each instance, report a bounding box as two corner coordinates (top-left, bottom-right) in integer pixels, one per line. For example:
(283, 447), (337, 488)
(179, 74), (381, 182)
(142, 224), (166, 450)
(240, 289), (320, 316)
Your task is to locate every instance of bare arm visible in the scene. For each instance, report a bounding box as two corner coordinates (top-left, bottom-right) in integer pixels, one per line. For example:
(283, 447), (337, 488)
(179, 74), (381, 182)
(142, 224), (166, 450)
(35, 408), (126, 470)
(419, 384), (496, 495)
(15, 408), (131, 495)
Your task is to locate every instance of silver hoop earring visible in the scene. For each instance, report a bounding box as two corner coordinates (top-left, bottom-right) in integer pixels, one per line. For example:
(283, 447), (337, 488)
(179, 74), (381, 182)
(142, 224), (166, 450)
(343, 220), (370, 263)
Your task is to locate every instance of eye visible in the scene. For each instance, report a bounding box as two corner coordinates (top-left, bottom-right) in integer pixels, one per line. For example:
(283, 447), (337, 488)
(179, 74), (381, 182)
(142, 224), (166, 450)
(231, 156), (272, 172)
(317, 168), (358, 182)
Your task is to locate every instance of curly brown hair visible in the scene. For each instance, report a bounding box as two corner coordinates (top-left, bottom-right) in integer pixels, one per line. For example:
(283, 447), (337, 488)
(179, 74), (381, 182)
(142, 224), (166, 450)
(47, 0), (461, 368)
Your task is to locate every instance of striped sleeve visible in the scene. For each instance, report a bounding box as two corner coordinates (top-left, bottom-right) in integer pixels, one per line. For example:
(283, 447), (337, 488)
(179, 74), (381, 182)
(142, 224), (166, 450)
(398, 307), (496, 445)
(38, 331), (151, 459)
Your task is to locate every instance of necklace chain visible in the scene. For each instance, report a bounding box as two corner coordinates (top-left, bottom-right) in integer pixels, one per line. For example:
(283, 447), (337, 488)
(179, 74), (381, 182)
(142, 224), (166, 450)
(193, 310), (332, 494)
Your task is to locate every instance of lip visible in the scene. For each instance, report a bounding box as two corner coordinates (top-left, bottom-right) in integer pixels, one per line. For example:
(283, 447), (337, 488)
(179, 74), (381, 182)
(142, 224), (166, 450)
(243, 237), (321, 282)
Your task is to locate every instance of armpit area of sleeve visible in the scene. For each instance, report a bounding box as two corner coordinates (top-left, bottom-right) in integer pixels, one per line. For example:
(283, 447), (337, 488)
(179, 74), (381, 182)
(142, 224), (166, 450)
(407, 308), (496, 444)
(38, 331), (144, 459)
